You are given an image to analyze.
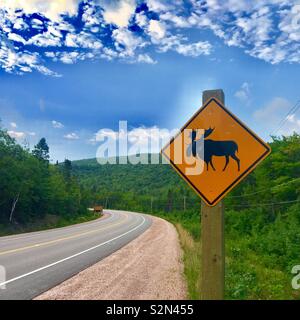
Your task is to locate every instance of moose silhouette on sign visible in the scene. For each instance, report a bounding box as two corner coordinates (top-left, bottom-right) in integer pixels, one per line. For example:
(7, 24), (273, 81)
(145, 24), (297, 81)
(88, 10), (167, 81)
(187, 127), (240, 171)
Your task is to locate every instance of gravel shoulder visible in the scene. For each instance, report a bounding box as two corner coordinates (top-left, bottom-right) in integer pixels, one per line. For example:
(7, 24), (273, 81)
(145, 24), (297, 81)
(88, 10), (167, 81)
(35, 214), (187, 300)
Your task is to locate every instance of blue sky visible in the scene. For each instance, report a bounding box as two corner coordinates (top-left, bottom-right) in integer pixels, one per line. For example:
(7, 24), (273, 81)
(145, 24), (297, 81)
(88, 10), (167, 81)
(0, 0), (300, 161)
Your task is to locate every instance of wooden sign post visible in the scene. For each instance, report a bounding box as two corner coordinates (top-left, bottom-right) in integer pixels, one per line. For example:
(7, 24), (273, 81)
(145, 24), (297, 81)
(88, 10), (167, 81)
(201, 90), (225, 300)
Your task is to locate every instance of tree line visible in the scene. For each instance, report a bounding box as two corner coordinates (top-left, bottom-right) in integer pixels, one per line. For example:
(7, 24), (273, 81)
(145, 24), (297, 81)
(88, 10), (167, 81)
(0, 125), (90, 226)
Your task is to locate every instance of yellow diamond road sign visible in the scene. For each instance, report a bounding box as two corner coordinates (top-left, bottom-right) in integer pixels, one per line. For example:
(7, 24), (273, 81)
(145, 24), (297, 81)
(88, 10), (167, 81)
(161, 97), (271, 206)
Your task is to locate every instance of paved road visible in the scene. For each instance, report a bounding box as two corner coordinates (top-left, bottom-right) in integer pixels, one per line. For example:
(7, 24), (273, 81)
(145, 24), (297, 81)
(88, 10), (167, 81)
(0, 210), (152, 300)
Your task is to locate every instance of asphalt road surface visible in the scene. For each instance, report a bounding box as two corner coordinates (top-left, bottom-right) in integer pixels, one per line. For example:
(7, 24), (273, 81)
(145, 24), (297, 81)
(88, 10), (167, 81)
(0, 210), (152, 300)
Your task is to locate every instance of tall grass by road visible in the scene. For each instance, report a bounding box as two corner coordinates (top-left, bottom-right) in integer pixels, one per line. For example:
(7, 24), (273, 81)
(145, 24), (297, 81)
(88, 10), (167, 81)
(154, 207), (299, 300)
(175, 223), (201, 300)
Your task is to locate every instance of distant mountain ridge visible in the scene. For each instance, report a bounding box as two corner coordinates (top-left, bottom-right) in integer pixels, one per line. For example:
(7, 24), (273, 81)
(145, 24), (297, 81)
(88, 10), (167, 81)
(71, 153), (194, 198)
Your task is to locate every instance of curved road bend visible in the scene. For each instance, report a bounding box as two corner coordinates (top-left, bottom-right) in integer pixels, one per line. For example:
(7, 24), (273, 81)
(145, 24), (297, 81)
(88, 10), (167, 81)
(0, 210), (152, 300)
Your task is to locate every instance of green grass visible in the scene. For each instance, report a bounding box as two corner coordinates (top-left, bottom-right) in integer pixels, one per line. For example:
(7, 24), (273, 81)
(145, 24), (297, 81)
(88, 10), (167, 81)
(151, 210), (299, 300)
(175, 223), (201, 300)
(151, 210), (201, 299)
(0, 211), (100, 237)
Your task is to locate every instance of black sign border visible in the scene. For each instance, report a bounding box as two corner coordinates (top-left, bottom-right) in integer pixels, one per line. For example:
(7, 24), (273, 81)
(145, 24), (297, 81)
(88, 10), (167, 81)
(161, 97), (271, 206)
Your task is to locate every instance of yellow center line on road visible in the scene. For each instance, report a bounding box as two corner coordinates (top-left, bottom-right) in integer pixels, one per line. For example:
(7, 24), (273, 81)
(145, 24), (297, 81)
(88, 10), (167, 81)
(0, 216), (147, 289)
(0, 212), (113, 243)
(0, 213), (129, 257)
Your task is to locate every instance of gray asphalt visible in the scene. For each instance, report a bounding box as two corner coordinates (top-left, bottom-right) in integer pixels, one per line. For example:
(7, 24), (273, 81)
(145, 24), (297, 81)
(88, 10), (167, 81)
(0, 210), (152, 300)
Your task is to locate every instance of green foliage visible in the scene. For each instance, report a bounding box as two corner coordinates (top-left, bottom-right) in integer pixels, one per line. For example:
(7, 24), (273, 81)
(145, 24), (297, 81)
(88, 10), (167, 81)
(0, 212), (98, 237)
(32, 137), (50, 162)
(0, 126), (91, 229)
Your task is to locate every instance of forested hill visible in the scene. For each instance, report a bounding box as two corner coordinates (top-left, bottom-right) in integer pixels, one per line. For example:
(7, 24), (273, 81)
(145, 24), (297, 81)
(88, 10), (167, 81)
(71, 154), (200, 212)
(72, 154), (194, 197)
(72, 134), (300, 213)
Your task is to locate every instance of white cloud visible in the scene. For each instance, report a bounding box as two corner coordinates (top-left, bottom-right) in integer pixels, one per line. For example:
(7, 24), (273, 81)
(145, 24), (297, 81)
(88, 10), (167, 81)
(279, 4), (300, 42)
(135, 12), (148, 28)
(7, 130), (25, 139)
(27, 29), (63, 47)
(286, 113), (300, 129)
(13, 18), (29, 30)
(10, 122), (17, 128)
(155, 0), (300, 65)
(156, 34), (212, 57)
(65, 32), (102, 49)
(0, 0), (80, 21)
(45, 52), (56, 58)
(148, 20), (166, 40)
(8, 33), (26, 44)
(93, 125), (177, 153)
(127, 126), (159, 145)
(52, 120), (64, 129)
(160, 12), (191, 28)
(60, 51), (80, 64)
(0, 40), (60, 76)
(137, 54), (157, 64)
(254, 97), (291, 121)
(254, 97), (300, 135)
(147, 0), (170, 12)
(0, 0), (300, 76)
(175, 41), (212, 57)
(235, 82), (251, 101)
(95, 128), (119, 141)
(64, 132), (79, 140)
(112, 28), (145, 57)
(102, 0), (136, 28)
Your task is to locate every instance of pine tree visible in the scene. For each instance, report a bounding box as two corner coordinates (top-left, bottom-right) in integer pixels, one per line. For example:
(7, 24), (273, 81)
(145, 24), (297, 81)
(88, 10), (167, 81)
(63, 158), (72, 181)
(32, 138), (49, 162)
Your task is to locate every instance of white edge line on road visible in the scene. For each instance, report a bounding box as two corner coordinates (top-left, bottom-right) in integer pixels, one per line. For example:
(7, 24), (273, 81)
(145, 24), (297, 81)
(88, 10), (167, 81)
(0, 215), (146, 288)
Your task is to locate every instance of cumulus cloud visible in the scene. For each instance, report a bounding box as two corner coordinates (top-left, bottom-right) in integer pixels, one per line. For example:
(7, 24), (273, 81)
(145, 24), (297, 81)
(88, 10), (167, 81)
(148, 19), (166, 40)
(0, 40), (59, 76)
(0, 0), (299, 75)
(174, 41), (212, 57)
(235, 82), (251, 101)
(286, 113), (300, 133)
(137, 53), (157, 64)
(52, 120), (64, 129)
(7, 130), (25, 139)
(157, 0), (300, 64)
(112, 28), (145, 57)
(154, 34), (212, 57)
(254, 97), (300, 135)
(0, 0), (80, 21)
(102, 0), (136, 28)
(254, 97), (291, 122)
(92, 125), (177, 153)
(94, 128), (119, 141)
(64, 132), (79, 140)
(287, 114), (300, 126)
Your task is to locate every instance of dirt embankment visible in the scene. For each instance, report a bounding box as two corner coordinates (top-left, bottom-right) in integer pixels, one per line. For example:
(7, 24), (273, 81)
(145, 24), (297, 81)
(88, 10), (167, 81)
(36, 215), (187, 300)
